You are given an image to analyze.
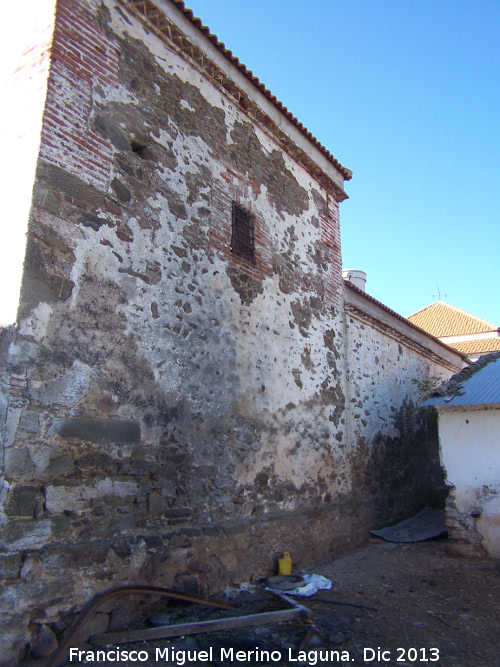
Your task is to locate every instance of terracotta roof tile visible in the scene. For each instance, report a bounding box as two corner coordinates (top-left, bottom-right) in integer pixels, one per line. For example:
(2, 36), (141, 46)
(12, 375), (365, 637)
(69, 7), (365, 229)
(407, 301), (498, 337)
(449, 337), (500, 355)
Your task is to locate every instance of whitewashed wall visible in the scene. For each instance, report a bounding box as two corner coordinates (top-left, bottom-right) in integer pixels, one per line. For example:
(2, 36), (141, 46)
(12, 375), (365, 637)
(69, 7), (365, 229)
(438, 407), (500, 557)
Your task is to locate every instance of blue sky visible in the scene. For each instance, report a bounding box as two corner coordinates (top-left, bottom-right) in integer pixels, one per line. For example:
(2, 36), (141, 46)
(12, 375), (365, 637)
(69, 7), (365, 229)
(185, 0), (500, 326)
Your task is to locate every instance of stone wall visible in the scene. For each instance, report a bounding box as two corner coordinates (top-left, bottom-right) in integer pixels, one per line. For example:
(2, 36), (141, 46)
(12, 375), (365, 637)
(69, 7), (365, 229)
(0, 0), (464, 663)
(0, 0), (353, 661)
(344, 290), (464, 527)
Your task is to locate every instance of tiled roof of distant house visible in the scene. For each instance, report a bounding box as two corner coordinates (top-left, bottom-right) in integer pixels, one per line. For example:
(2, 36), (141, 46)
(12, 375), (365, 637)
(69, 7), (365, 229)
(451, 338), (500, 355)
(407, 301), (499, 337)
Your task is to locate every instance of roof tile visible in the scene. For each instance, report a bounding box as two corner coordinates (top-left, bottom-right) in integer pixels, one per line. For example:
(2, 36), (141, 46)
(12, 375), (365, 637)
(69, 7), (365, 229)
(407, 301), (498, 337)
(172, 0), (352, 180)
(449, 337), (500, 354)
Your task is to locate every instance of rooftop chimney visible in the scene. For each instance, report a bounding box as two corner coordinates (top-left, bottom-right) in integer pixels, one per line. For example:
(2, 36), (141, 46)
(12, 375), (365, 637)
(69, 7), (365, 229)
(342, 269), (366, 292)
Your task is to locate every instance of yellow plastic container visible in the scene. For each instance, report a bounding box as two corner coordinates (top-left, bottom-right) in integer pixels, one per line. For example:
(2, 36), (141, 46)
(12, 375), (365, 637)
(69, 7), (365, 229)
(278, 551), (292, 576)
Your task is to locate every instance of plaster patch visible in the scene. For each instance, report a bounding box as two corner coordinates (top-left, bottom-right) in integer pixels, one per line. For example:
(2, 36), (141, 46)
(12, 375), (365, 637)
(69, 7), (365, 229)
(45, 478), (138, 515)
(18, 302), (53, 339)
(40, 360), (96, 405)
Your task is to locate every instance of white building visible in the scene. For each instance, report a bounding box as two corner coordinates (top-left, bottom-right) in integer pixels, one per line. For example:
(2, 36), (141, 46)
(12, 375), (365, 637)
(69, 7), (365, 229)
(425, 352), (500, 558)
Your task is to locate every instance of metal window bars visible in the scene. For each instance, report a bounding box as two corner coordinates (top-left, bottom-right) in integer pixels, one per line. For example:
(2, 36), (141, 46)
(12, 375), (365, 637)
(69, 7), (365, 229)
(231, 202), (255, 262)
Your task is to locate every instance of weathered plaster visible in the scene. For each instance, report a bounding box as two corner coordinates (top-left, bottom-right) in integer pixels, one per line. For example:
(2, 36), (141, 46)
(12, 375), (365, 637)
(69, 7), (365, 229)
(344, 286), (464, 524)
(437, 408), (500, 558)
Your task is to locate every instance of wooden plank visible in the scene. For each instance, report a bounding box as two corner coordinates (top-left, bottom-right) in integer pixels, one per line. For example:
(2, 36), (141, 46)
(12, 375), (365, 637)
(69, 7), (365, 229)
(91, 599), (311, 646)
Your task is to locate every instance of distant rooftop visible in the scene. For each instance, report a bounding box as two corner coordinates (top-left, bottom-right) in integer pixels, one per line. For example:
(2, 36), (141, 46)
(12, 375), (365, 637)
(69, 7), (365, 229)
(451, 338), (500, 355)
(408, 301), (499, 338)
(343, 281), (467, 364)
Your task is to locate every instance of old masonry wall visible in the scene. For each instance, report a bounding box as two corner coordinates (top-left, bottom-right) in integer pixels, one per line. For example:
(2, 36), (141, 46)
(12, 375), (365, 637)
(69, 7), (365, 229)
(0, 0), (463, 662)
(0, 0), (356, 660)
(344, 298), (464, 527)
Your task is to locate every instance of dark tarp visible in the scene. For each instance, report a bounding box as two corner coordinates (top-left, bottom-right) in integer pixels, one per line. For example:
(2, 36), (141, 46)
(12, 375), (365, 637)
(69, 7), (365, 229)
(370, 508), (446, 543)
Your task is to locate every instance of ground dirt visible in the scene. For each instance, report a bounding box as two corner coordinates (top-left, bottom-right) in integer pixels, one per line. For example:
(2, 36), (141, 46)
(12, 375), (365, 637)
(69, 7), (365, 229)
(33, 538), (500, 667)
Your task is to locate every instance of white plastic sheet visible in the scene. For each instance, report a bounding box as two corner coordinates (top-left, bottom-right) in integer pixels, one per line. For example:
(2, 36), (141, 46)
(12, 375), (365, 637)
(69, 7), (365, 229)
(267, 573), (332, 597)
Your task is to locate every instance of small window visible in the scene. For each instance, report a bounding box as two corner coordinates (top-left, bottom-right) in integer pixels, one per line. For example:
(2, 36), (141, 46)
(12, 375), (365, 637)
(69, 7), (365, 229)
(231, 202), (255, 262)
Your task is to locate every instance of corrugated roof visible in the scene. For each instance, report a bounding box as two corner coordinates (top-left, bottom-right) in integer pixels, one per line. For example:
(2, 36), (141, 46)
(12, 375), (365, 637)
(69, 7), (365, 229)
(407, 301), (498, 337)
(450, 337), (500, 355)
(424, 352), (500, 407)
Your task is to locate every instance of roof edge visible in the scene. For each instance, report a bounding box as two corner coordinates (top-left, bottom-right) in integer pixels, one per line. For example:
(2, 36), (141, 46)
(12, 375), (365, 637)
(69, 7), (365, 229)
(427, 351), (500, 402)
(344, 281), (468, 360)
(169, 0), (352, 181)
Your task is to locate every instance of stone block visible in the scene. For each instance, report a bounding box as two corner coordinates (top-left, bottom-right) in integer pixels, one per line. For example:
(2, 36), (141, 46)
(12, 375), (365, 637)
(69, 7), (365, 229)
(0, 553), (22, 579)
(41, 360), (94, 405)
(19, 555), (43, 580)
(44, 454), (75, 476)
(45, 478), (138, 515)
(30, 623), (58, 659)
(147, 491), (166, 517)
(119, 458), (157, 475)
(94, 116), (132, 150)
(0, 615), (29, 667)
(141, 535), (163, 549)
(37, 161), (105, 207)
(3, 445), (36, 481)
(0, 578), (74, 617)
(50, 514), (72, 536)
(5, 485), (37, 518)
(79, 212), (110, 231)
(32, 182), (60, 214)
(164, 508), (193, 519)
(19, 239), (75, 316)
(45, 541), (111, 570)
(18, 410), (40, 434)
(49, 417), (140, 445)
(76, 511), (137, 540)
(111, 538), (131, 559)
(111, 178), (132, 202)
(0, 519), (52, 550)
(237, 429), (256, 445)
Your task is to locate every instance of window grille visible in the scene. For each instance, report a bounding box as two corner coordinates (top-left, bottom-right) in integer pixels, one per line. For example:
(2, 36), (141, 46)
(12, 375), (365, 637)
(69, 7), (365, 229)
(231, 203), (255, 262)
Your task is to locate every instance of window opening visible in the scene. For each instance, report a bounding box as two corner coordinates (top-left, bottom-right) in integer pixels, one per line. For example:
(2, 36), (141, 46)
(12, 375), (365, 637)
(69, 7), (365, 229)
(231, 203), (255, 262)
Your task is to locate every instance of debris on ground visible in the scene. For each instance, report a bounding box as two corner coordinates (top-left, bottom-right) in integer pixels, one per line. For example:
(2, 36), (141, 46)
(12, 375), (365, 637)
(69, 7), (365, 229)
(23, 539), (500, 667)
(267, 573), (332, 597)
(370, 507), (446, 542)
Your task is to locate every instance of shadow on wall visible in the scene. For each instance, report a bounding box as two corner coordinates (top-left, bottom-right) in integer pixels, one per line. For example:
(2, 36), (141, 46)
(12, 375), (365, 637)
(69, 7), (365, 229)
(351, 403), (445, 529)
